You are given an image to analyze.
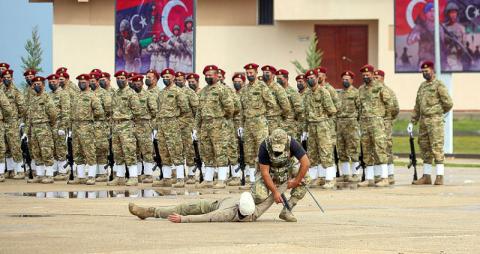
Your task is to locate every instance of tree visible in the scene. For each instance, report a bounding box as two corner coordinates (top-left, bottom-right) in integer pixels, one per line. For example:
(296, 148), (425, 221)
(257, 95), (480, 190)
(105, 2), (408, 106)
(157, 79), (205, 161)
(291, 33), (323, 74)
(21, 26), (43, 73)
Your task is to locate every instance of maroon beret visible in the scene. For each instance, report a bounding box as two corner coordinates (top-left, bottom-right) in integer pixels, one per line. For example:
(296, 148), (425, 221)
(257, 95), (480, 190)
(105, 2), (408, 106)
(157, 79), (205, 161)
(32, 76), (45, 82)
(261, 65), (276, 73)
(56, 67), (68, 74)
(360, 64), (375, 73)
(161, 68), (175, 76)
(243, 63), (259, 70)
(305, 69), (318, 77)
(146, 69), (160, 80)
(341, 71), (355, 79)
(24, 69), (37, 76)
(58, 72), (70, 79)
(187, 73), (199, 80)
(316, 66), (327, 74)
(46, 74), (59, 81)
(232, 73), (246, 82)
(203, 65), (218, 75)
(421, 61), (434, 69)
(295, 74), (305, 81)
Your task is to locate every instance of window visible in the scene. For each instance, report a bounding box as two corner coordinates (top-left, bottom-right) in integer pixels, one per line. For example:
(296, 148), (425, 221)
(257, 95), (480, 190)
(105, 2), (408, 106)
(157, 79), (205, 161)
(258, 0), (273, 25)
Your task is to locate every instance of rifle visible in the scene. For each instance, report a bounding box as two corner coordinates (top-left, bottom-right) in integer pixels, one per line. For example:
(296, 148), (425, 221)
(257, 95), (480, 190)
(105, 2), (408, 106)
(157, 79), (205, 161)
(356, 144), (366, 182)
(280, 193), (291, 212)
(64, 130), (74, 181)
(334, 145), (340, 178)
(407, 132), (418, 182)
(301, 137), (307, 151)
(20, 127), (33, 179)
(234, 135), (246, 186)
(152, 137), (163, 180)
(192, 139), (203, 183)
(105, 135), (114, 181)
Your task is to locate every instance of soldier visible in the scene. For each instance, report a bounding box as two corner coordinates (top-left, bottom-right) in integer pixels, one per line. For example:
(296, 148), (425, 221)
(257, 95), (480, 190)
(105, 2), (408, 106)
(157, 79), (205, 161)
(46, 74), (70, 181)
(232, 73), (245, 93)
(0, 70), (13, 182)
(336, 71), (361, 182)
(127, 72), (137, 90)
(25, 76), (57, 184)
(302, 69), (337, 189)
(296, 74), (308, 141)
(357, 65), (393, 188)
(239, 63), (275, 188)
(147, 34), (168, 73)
(175, 71), (199, 186)
(21, 69), (36, 107)
(67, 74), (104, 185)
(0, 63), (9, 89)
(3, 69), (26, 179)
(108, 70), (142, 186)
(227, 73), (245, 187)
(261, 65), (291, 133)
(180, 16), (194, 71)
(374, 70), (400, 184)
(251, 128), (310, 222)
(218, 69), (226, 85)
(90, 72), (112, 182)
(131, 75), (157, 184)
(276, 69), (303, 140)
(187, 73), (201, 93)
(56, 67), (80, 94)
(152, 68), (189, 187)
(168, 25), (183, 71)
(194, 65), (234, 189)
(408, 61), (453, 185)
(99, 72), (115, 96)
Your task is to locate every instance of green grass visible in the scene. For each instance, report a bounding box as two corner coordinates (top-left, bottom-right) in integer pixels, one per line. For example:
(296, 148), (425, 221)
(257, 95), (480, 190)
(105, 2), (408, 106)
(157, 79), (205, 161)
(394, 160), (480, 168)
(393, 118), (480, 135)
(393, 136), (480, 154)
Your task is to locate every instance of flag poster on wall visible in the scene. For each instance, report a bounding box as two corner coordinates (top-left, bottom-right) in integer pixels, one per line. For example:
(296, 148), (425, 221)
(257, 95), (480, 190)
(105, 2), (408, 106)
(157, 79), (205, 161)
(115, 0), (195, 74)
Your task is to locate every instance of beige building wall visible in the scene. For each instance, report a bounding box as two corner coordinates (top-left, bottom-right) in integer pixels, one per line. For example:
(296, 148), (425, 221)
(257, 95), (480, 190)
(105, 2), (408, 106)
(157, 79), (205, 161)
(48, 0), (478, 110)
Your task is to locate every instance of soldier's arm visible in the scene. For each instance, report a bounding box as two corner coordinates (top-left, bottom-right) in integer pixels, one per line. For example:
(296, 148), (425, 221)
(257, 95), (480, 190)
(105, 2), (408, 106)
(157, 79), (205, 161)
(261, 85), (276, 109)
(194, 92), (203, 130)
(0, 92), (13, 120)
(411, 87), (421, 125)
(221, 88), (234, 118)
(437, 82), (453, 113)
(92, 95), (105, 120)
(380, 86), (393, 118)
(15, 91), (27, 120)
(189, 91), (199, 116)
(251, 182), (288, 220)
(328, 87), (339, 113)
(391, 90), (400, 120)
(59, 92), (71, 131)
(46, 96), (57, 126)
(291, 92), (304, 121)
(148, 92), (158, 120)
(128, 92), (142, 119)
(104, 93), (113, 119)
(321, 89), (337, 117)
(276, 88), (292, 117)
(177, 91), (190, 114)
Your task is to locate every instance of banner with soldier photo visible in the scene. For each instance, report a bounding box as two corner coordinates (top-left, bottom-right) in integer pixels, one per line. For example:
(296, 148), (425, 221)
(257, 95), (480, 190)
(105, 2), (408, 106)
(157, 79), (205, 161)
(395, 0), (480, 72)
(115, 0), (195, 74)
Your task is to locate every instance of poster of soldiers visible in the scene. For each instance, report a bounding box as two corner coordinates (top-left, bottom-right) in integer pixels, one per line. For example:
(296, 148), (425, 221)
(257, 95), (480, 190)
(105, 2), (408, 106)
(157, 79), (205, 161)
(115, 0), (194, 74)
(395, 0), (480, 72)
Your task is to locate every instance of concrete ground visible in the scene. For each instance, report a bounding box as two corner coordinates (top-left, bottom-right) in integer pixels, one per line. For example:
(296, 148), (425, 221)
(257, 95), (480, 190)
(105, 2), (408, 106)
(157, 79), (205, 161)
(0, 166), (479, 254)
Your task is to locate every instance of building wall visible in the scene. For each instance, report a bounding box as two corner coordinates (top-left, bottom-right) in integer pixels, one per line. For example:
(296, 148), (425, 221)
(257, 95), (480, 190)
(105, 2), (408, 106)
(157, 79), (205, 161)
(50, 0), (478, 110)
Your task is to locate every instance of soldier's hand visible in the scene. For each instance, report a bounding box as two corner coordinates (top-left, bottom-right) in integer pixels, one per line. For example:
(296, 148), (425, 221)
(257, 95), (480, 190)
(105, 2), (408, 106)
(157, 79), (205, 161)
(237, 127), (243, 138)
(167, 213), (182, 223)
(19, 122), (25, 130)
(151, 129), (158, 141)
(191, 129), (198, 141)
(301, 132), (308, 141)
(287, 179), (300, 189)
(21, 133), (28, 142)
(58, 130), (65, 136)
(407, 123), (414, 134)
(273, 191), (283, 204)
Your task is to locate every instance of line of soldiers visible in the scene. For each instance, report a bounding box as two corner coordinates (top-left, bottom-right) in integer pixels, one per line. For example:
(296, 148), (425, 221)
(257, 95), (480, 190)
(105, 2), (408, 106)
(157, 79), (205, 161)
(0, 59), (452, 188)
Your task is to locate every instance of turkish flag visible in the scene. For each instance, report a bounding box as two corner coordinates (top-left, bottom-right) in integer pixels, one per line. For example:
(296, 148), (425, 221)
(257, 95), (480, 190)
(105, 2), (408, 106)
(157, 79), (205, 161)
(395, 0), (446, 36)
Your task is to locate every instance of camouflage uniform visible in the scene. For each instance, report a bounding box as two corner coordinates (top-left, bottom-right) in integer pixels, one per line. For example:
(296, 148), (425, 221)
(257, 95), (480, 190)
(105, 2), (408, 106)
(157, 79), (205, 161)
(411, 79), (453, 182)
(179, 86), (198, 179)
(93, 87), (112, 177)
(382, 83), (399, 179)
(240, 80), (275, 183)
(4, 83), (26, 174)
(297, 87), (309, 140)
(25, 91), (57, 182)
(265, 81), (291, 133)
(0, 91), (13, 181)
(283, 85), (303, 139)
(226, 87), (240, 167)
(49, 87), (70, 175)
(358, 80), (392, 186)
(195, 82), (234, 186)
(303, 85), (336, 185)
(322, 82), (339, 145)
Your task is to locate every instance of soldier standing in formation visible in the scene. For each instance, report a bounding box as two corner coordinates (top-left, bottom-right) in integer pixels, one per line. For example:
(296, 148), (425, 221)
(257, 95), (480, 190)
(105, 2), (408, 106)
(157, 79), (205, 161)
(187, 73), (200, 93)
(261, 65), (291, 134)
(276, 69), (303, 140)
(0, 69), (13, 182)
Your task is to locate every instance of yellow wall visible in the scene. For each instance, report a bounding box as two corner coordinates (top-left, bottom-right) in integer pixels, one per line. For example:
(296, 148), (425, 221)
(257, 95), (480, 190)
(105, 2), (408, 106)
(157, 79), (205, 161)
(49, 0), (478, 110)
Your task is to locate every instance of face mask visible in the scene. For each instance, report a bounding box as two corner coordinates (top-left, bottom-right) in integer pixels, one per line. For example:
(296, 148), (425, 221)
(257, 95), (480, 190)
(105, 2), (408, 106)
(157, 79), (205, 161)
(117, 80), (126, 89)
(277, 79), (284, 86)
(297, 83), (305, 91)
(163, 79), (171, 86)
(48, 83), (57, 91)
(247, 75), (256, 82)
(342, 81), (351, 89)
(423, 73), (432, 81)
(34, 85), (42, 94)
(188, 82), (196, 91)
(90, 82), (97, 91)
(307, 78), (316, 88)
(318, 78), (324, 84)
(128, 82), (134, 89)
(59, 81), (65, 88)
(233, 82), (242, 91)
(363, 77), (371, 84)
(99, 80), (107, 89)
(79, 82), (87, 91)
(175, 81), (184, 88)
(145, 79), (153, 87)
(134, 85), (142, 93)
(263, 73), (271, 81)
(3, 79), (11, 86)
(205, 77), (214, 85)
(26, 79), (32, 86)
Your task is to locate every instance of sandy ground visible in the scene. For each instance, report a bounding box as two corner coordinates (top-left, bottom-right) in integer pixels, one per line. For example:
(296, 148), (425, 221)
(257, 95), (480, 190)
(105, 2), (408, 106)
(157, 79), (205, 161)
(0, 166), (479, 254)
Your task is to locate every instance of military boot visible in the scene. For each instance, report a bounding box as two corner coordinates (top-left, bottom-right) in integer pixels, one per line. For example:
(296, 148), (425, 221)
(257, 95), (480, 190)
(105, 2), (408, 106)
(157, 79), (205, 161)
(128, 203), (155, 220)
(185, 176), (196, 185)
(27, 176), (44, 183)
(322, 179), (336, 190)
(279, 198), (298, 222)
(138, 175), (145, 182)
(196, 181), (213, 189)
(317, 177), (326, 187)
(95, 174), (108, 182)
(434, 175), (444, 185)
(350, 174), (360, 183)
(86, 177), (96, 185)
(375, 178), (389, 187)
(68, 177), (87, 185)
(5, 171), (14, 179)
(227, 177), (241, 186)
(41, 176), (54, 184)
(238, 182), (251, 190)
(53, 173), (68, 181)
(374, 176), (381, 183)
(0, 174), (6, 182)
(412, 174), (432, 185)
(309, 178), (320, 188)
(358, 179), (375, 187)
(388, 175), (395, 185)
(213, 180), (226, 189)
(107, 177), (126, 186)
(172, 179), (185, 188)
(142, 175), (153, 184)
(126, 177), (138, 186)
(152, 178), (172, 187)
(13, 172), (25, 180)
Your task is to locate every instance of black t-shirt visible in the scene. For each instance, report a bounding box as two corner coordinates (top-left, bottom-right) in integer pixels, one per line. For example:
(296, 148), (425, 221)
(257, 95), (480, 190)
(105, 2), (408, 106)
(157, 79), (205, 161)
(258, 138), (306, 165)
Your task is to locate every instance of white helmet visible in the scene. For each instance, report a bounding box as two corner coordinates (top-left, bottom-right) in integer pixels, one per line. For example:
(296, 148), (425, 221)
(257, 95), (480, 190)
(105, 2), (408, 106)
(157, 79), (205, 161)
(239, 192), (255, 216)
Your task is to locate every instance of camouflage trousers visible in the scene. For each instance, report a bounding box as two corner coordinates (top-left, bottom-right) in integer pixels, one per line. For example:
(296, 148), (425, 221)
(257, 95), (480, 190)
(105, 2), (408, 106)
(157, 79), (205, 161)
(266, 115), (283, 134)
(336, 118), (360, 162)
(283, 118), (298, 141)
(360, 117), (388, 166)
(384, 118), (394, 164)
(329, 118), (337, 145)
(134, 120), (154, 163)
(154, 199), (220, 218)
(73, 122), (96, 166)
(112, 120), (137, 166)
(307, 120), (334, 168)
(199, 118), (229, 167)
(179, 117), (195, 167)
(94, 121), (109, 165)
(52, 125), (67, 161)
(418, 116), (445, 164)
(244, 116), (268, 166)
(5, 119), (22, 162)
(225, 118), (238, 166)
(156, 117), (183, 166)
(0, 122), (6, 161)
(29, 123), (54, 166)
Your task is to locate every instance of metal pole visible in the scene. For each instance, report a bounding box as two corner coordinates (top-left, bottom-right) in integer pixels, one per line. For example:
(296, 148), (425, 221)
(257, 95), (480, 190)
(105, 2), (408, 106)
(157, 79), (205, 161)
(434, 0), (453, 154)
